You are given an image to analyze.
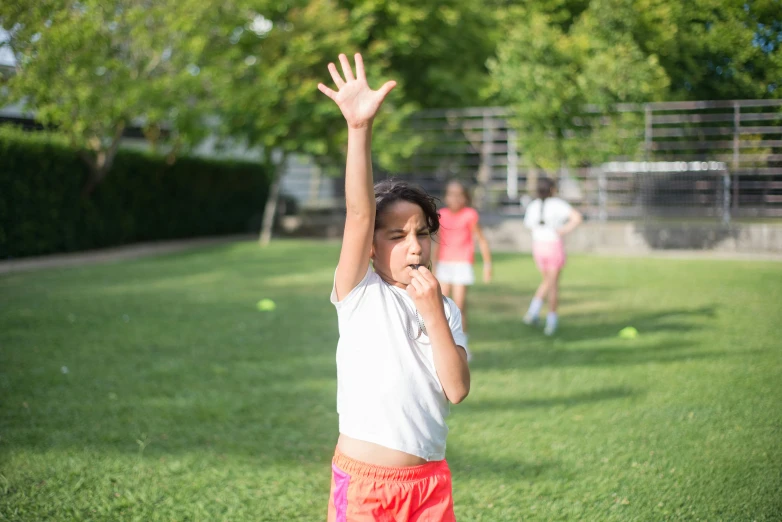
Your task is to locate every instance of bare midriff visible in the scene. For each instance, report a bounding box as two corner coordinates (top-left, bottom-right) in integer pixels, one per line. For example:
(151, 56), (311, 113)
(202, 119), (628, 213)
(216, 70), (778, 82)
(337, 434), (428, 467)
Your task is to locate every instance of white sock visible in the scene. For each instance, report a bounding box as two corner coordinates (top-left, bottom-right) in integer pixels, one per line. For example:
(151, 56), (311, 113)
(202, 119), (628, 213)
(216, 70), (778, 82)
(527, 297), (543, 318)
(546, 312), (558, 329)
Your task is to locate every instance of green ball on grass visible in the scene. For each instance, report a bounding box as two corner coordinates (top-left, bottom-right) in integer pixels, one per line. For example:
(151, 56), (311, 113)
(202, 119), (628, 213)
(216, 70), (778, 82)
(256, 298), (276, 312)
(618, 326), (638, 339)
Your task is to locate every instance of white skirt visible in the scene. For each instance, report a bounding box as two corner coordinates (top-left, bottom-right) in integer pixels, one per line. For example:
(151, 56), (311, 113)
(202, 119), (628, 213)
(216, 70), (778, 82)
(436, 261), (475, 286)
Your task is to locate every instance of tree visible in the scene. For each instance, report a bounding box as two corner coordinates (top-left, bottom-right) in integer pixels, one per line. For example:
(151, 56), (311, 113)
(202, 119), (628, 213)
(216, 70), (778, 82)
(488, 2), (669, 170)
(648, 0), (782, 100)
(0, 0), (223, 195)
(336, 0), (500, 109)
(212, 0), (418, 244)
(489, 0), (782, 170)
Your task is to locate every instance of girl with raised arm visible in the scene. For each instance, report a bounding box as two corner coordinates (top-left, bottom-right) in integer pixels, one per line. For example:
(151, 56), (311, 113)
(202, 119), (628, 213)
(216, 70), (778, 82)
(318, 53), (469, 522)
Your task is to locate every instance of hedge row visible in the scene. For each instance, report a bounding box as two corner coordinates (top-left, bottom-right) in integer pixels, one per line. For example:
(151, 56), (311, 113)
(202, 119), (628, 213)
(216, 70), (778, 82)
(0, 126), (271, 258)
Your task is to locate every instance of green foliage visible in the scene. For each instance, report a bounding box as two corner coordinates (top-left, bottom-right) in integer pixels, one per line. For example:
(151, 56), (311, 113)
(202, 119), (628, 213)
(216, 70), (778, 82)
(661, 0), (782, 100)
(488, 2), (669, 169)
(1, 0), (780, 185)
(211, 0), (420, 174)
(0, 0), (228, 191)
(1, 241), (780, 520)
(338, 0), (499, 109)
(0, 126), (270, 258)
(488, 0), (782, 169)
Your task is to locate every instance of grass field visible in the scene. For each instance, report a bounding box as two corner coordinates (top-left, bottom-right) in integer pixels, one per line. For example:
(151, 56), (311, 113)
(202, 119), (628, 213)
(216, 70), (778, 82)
(1, 240), (780, 521)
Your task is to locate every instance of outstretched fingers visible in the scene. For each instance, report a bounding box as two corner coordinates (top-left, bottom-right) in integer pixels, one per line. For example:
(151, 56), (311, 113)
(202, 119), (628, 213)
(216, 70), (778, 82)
(322, 53), (397, 118)
(338, 53), (355, 82)
(317, 83), (338, 100)
(354, 53), (366, 81)
(327, 63), (345, 89)
(377, 80), (397, 100)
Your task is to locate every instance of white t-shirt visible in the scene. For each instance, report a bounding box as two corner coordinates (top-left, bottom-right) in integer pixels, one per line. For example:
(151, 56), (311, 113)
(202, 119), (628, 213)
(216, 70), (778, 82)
(523, 197), (573, 243)
(330, 265), (468, 461)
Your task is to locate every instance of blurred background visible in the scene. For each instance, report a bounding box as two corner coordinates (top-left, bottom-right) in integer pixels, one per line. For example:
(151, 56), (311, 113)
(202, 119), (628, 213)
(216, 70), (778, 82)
(1, 0), (781, 258)
(1, 2), (781, 521)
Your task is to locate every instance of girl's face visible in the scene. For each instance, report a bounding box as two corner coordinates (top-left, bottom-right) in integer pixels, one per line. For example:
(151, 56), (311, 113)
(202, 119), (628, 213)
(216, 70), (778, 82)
(445, 182), (468, 211)
(371, 200), (431, 288)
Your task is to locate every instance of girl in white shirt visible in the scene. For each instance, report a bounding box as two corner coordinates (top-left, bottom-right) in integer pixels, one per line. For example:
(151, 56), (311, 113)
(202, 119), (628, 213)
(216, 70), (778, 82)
(318, 53), (469, 522)
(522, 177), (583, 335)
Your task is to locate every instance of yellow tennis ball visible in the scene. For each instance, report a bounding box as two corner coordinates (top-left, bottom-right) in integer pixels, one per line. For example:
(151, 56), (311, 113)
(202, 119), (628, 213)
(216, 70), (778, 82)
(618, 326), (638, 339)
(256, 298), (276, 312)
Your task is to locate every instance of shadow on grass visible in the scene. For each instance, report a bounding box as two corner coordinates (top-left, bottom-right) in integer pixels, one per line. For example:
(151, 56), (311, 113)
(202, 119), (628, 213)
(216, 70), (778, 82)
(447, 450), (560, 483)
(554, 306), (718, 342)
(468, 305), (720, 370)
(469, 281), (621, 320)
(470, 340), (731, 371)
(456, 387), (639, 413)
(5, 374), (341, 465)
(0, 244), (721, 485)
(3, 297), (719, 474)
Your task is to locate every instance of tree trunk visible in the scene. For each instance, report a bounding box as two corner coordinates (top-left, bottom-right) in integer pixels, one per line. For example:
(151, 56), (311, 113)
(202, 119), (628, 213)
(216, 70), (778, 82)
(527, 164), (538, 197)
(81, 165), (104, 198)
(80, 122), (126, 198)
(462, 111), (494, 211)
(259, 157), (286, 246)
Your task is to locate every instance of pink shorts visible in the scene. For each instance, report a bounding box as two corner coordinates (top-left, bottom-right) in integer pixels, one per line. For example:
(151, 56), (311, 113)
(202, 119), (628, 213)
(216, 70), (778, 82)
(532, 240), (566, 272)
(327, 449), (455, 522)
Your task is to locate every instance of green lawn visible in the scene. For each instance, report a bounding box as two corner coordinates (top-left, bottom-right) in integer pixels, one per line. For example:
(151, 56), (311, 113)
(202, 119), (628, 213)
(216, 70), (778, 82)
(1, 240), (780, 521)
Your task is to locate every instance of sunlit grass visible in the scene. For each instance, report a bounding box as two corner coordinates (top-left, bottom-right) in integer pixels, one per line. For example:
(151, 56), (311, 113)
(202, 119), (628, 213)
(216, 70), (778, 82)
(1, 240), (780, 520)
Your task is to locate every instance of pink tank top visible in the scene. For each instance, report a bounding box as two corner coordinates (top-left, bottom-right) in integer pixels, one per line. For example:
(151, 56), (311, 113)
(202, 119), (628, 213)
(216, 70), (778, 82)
(437, 207), (479, 263)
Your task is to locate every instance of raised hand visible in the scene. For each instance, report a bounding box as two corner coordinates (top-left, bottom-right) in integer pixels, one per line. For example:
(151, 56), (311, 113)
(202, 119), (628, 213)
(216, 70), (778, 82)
(317, 53), (396, 129)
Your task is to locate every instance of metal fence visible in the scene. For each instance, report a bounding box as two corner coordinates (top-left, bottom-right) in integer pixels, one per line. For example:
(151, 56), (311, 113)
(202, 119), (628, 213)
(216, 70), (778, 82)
(283, 99), (782, 222)
(581, 162), (733, 223)
(396, 100), (782, 221)
(399, 107), (520, 211)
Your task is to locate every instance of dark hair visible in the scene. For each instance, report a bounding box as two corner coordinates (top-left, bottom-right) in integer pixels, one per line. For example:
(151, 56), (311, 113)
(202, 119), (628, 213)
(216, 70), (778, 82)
(374, 179), (440, 235)
(537, 177), (556, 225)
(446, 179), (472, 206)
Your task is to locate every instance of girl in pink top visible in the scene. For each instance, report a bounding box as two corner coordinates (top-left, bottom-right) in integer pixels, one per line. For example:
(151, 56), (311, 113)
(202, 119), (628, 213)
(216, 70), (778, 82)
(433, 180), (492, 338)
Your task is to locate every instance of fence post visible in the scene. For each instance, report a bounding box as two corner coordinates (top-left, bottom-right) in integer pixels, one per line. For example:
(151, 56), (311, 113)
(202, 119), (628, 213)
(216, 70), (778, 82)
(722, 171), (731, 225)
(474, 109), (494, 210)
(308, 161), (322, 208)
(507, 128), (518, 200)
(644, 104), (652, 160)
(732, 102), (740, 216)
(597, 167), (608, 222)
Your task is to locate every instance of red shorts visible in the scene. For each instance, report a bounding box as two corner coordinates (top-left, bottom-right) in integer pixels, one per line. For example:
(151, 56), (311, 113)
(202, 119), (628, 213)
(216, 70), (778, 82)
(327, 449), (455, 522)
(532, 240), (566, 272)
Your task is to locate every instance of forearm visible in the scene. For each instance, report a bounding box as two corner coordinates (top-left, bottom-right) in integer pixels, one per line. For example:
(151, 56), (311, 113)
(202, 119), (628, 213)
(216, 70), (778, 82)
(558, 224), (575, 236)
(426, 313), (470, 403)
(559, 217), (583, 237)
(320, 52), (395, 297)
(478, 238), (492, 265)
(335, 125), (375, 298)
(345, 126), (375, 219)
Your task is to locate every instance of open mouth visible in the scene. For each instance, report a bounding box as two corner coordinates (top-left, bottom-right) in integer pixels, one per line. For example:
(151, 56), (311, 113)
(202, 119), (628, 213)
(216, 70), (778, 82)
(409, 264), (421, 270)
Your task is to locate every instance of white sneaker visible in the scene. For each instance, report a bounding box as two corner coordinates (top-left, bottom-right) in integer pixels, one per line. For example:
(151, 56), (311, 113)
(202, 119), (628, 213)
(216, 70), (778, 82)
(523, 313), (539, 325)
(544, 322), (557, 336)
